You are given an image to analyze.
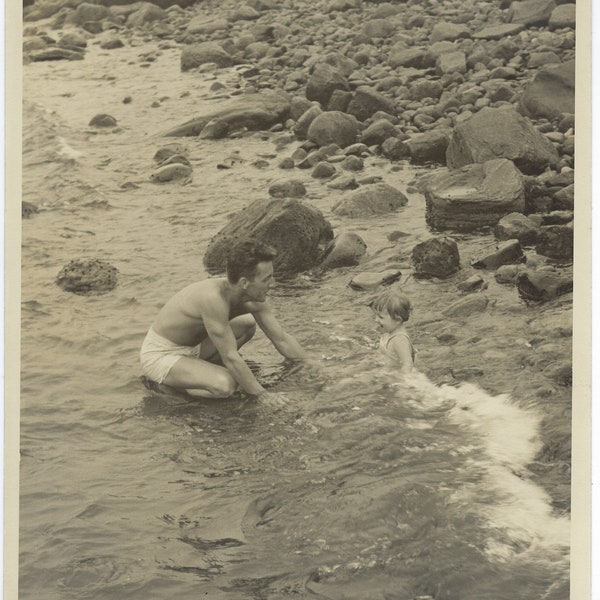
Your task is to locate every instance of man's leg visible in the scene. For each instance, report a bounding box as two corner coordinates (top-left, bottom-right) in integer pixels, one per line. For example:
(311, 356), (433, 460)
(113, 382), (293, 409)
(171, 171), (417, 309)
(163, 315), (257, 398)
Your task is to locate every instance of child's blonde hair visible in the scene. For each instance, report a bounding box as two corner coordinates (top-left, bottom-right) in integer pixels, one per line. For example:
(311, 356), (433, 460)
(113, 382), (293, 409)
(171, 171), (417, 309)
(370, 289), (413, 322)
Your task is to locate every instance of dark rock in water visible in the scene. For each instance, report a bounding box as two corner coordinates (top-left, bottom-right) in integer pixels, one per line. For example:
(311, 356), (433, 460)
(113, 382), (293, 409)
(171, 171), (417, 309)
(446, 107), (559, 175)
(457, 274), (485, 292)
(163, 91), (290, 137)
(473, 23), (525, 40)
(424, 159), (525, 231)
(519, 61), (575, 121)
(268, 179), (306, 199)
(406, 129), (452, 165)
(331, 183), (408, 218)
(320, 232), (367, 269)
(306, 63), (350, 108)
(22, 201), (38, 218)
(509, 0), (557, 26)
(294, 105), (323, 140)
(349, 269), (402, 291)
(203, 198), (333, 277)
(517, 270), (573, 302)
(535, 222), (573, 259)
(346, 86), (396, 122)
(495, 264), (521, 284)
(495, 212), (540, 245)
(442, 294), (488, 318)
(56, 259), (118, 295)
(307, 111), (360, 149)
(327, 174), (359, 190)
(549, 4), (576, 29)
(89, 113), (117, 127)
(471, 239), (525, 269)
(412, 237), (461, 278)
(180, 42), (234, 71)
(30, 47), (85, 61)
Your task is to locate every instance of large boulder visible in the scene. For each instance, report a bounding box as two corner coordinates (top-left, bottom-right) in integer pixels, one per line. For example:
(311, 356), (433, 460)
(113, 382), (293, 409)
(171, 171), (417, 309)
(56, 259), (118, 295)
(549, 4), (576, 29)
(306, 63), (350, 108)
(320, 232), (367, 269)
(446, 107), (560, 175)
(412, 237), (461, 278)
(509, 0), (557, 26)
(307, 111), (360, 148)
(331, 183), (408, 218)
(203, 198), (333, 277)
(127, 3), (167, 27)
(424, 159), (525, 231)
(163, 91), (290, 137)
(519, 60), (575, 121)
(347, 86), (396, 122)
(180, 42), (234, 71)
(65, 2), (113, 26)
(517, 270), (573, 302)
(495, 212), (540, 245)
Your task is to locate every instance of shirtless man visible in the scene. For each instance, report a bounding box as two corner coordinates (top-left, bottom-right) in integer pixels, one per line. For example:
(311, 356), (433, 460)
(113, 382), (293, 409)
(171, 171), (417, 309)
(140, 238), (307, 400)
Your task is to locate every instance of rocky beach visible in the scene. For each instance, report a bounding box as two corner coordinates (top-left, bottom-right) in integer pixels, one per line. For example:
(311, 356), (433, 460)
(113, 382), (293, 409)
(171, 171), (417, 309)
(19, 0), (578, 598)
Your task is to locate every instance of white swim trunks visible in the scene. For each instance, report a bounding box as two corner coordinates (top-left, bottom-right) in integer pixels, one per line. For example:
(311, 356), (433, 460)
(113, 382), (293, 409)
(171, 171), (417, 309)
(140, 327), (202, 384)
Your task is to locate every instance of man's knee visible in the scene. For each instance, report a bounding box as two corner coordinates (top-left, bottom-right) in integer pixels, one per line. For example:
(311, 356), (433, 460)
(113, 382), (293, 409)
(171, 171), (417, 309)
(208, 371), (238, 397)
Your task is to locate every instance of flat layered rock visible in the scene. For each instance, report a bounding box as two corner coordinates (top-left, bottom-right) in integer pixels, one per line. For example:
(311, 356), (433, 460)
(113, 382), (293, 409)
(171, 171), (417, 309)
(424, 159), (525, 231)
(473, 23), (525, 40)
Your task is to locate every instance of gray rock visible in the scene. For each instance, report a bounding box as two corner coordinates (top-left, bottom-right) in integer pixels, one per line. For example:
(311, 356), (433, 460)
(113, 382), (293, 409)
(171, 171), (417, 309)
(549, 4), (576, 29)
(332, 183), (408, 218)
(517, 270), (573, 302)
(425, 159), (525, 230)
(362, 18), (396, 38)
(22, 201), (38, 218)
(457, 274), (485, 292)
(412, 237), (461, 278)
(306, 63), (350, 108)
(327, 89), (353, 112)
(89, 113), (117, 127)
(66, 2), (112, 27)
(387, 45), (436, 69)
(127, 3), (167, 27)
(100, 35), (124, 50)
(406, 129), (452, 165)
(472, 23), (525, 40)
(519, 60), (575, 121)
(320, 232), (367, 269)
(509, 0), (557, 26)
(294, 105), (323, 139)
(56, 259), (118, 295)
(446, 107), (560, 175)
(180, 42), (234, 71)
(268, 180), (306, 198)
(150, 163), (192, 182)
(360, 119), (398, 146)
(553, 184), (574, 210)
(163, 91), (290, 137)
(187, 16), (228, 34)
(30, 47), (84, 61)
(407, 80), (443, 101)
(437, 51), (467, 75)
(495, 212), (540, 244)
(327, 174), (359, 190)
(347, 86), (396, 122)
(535, 222), (573, 259)
(203, 198), (333, 277)
(471, 240), (525, 269)
(495, 264), (521, 284)
(312, 161), (337, 179)
(341, 155), (364, 172)
(307, 111), (360, 148)
(430, 22), (471, 43)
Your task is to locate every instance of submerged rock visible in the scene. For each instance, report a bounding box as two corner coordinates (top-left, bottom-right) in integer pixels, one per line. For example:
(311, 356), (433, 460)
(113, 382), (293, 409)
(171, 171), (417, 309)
(495, 212), (540, 245)
(424, 159), (525, 231)
(163, 91), (290, 137)
(331, 183), (408, 218)
(203, 198), (333, 277)
(471, 240), (525, 270)
(517, 270), (573, 302)
(89, 113), (117, 127)
(320, 232), (367, 269)
(56, 259), (118, 295)
(446, 107), (560, 175)
(268, 180), (307, 198)
(349, 269), (402, 291)
(442, 294), (489, 318)
(412, 237), (461, 278)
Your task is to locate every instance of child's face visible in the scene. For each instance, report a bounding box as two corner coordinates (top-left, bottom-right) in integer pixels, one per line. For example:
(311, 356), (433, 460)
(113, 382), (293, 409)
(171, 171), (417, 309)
(373, 310), (400, 333)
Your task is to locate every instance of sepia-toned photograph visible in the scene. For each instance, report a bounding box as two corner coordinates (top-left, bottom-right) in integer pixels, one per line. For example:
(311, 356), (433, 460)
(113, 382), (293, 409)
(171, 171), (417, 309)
(10, 0), (591, 598)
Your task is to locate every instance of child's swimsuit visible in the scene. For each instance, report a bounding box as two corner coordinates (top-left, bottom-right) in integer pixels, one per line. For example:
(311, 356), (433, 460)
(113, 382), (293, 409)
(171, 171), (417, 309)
(140, 327), (202, 384)
(379, 330), (417, 365)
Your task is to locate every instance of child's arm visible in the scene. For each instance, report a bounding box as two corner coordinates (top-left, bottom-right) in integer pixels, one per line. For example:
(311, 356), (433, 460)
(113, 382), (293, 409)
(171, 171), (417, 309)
(387, 335), (414, 374)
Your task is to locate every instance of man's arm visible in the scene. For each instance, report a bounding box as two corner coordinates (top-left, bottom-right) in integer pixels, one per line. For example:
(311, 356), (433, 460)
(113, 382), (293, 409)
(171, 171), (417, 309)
(202, 303), (266, 396)
(252, 303), (308, 360)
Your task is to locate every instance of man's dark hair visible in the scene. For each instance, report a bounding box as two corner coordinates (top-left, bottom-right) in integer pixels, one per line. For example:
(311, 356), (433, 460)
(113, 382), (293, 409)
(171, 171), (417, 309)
(226, 238), (277, 284)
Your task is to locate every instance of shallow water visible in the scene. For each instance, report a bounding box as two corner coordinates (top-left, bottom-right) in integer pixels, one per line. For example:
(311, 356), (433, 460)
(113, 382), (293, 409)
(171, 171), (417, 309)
(20, 35), (571, 599)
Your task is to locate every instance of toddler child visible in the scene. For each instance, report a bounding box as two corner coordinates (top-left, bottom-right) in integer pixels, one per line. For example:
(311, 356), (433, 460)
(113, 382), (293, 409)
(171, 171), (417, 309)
(370, 289), (416, 373)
